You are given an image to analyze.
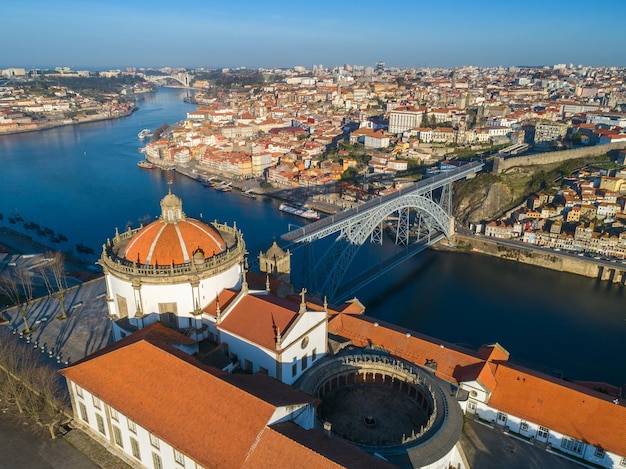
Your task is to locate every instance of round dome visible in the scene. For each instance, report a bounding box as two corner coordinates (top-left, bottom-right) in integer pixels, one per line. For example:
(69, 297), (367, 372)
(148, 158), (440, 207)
(124, 218), (226, 265)
(123, 190), (226, 265)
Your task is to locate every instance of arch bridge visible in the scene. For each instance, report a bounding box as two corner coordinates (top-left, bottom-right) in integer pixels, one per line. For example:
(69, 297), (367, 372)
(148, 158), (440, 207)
(280, 161), (483, 303)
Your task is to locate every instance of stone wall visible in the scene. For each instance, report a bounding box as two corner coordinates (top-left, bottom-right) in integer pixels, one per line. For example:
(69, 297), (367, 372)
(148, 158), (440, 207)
(451, 234), (626, 283)
(493, 142), (626, 174)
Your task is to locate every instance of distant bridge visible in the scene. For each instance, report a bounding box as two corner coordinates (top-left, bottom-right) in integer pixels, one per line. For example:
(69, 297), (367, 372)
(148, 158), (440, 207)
(280, 161), (484, 302)
(143, 73), (191, 87)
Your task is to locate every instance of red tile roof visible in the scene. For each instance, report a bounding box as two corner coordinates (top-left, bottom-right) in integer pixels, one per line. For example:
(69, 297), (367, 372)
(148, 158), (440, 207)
(60, 323), (314, 469)
(124, 218), (225, 265)
(242, 422), (394, 469)
(488, 363), (626, 456)
(328, 313), (481, 382)
(219, 294), (300, 351)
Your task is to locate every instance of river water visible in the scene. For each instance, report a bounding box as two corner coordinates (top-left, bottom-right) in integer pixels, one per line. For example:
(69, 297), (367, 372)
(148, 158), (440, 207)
(1, 88), (624, 386)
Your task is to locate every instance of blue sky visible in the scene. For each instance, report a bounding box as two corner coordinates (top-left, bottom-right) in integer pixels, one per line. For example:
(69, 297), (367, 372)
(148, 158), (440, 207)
(2, 0), (625, 70)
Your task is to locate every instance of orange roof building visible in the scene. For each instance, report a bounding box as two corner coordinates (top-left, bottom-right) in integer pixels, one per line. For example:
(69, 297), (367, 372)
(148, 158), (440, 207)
(60, 323), (389, 469)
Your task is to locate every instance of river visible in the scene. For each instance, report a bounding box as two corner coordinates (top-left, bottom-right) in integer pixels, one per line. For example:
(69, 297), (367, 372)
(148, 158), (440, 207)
(1, 88), (624, 386)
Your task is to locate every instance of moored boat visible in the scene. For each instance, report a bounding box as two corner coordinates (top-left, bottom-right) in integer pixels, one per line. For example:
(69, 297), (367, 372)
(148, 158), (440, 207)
(76, 243), (95, 254)
(215, 182), (232, 192)
(138, 160), (157, 169)
(241, 189), (256, 199)
(138, 129), (151, 139)
(279, 203), (320, 221)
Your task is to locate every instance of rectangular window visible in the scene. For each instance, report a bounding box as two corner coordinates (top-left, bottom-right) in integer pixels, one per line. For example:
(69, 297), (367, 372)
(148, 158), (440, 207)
(75, 384), (84, 398)
(174, 449), (185, 466)
(110, 408), (119, 421)
(128, 418), (137, 433)
(561, 438), (584, 455)
(244, 359), (252, 372)
(150, 433), (160, 449)
(312, 348), (317, 362)
(96, 414), (106, 435)
(520, 421), (529, 432)
(92, 395), (101, 410)
(595, 447), (605, 458)
(292, 362), (297, 377)
(116, 294), (128, 318)
(496, 412), (507, 423)
(621, 457), (626, 467)
(467, 400), (477, 412)
(79, 402), (89, 423)
(130, 437), (141, 460)
(113, 426), (123, 447)
(152, 452), (163, 469)
(259, 366), (268, 375)
(301, 354), (308, 371)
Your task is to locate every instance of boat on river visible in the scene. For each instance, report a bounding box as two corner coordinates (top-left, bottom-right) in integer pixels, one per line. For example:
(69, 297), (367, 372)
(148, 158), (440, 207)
(76, 243), (95, 254)
(241, 189), (256, 199)
(215, 182), (232, 192)
(138, 129), (151, 139)
(138, 160), (156, 169)
(279, 203), (320, 221)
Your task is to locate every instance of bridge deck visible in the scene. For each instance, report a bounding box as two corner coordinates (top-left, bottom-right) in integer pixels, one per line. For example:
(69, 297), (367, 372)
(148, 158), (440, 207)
(281, 161), (483, 243)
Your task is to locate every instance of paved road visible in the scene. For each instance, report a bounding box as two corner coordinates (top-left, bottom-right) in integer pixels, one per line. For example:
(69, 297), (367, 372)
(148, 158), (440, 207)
(0, 413), (100, 469)
(460, 419), (581, 469)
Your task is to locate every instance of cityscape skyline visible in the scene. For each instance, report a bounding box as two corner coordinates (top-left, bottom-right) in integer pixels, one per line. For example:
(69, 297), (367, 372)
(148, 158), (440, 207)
(3, 0), (626, 70)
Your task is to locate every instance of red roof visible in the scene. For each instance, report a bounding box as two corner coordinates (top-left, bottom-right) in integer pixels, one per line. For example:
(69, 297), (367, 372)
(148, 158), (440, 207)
(60, 323), (313, 468)
(124, 217), (225, 265)
(219, 294), (300, 351)
(489, 363), (626, 456)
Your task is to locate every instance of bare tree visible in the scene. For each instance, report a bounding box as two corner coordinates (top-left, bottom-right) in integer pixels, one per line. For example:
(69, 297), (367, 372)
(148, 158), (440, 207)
(0, 268), (35, 334)
(40, 252), (69, 320)
(0, 331), (69, 438)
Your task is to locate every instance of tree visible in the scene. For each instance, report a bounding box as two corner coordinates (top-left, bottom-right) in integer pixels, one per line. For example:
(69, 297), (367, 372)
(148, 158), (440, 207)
(0, 331), (69, 438)
(0, 268), (35, 334)
(39, 252), (69, 320)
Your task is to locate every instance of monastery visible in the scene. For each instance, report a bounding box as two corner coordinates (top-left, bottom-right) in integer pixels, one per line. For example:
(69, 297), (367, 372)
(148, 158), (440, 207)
(59, 191), (626, 469)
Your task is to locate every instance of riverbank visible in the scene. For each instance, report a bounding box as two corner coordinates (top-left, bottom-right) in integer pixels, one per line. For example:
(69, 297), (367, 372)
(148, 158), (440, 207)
(442, 233), (626, 283)
(155, 159), (346, 215)
(0, 108), (136, 136)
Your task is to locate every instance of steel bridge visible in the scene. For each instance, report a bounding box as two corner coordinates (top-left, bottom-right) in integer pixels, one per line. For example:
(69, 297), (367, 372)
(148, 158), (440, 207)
(280, 161), (484, 303)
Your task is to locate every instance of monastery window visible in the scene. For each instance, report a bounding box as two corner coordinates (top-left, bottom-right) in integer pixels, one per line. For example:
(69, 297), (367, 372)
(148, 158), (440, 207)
(620, 457), (626, 467)
(75, 384), (84, 398)
(537, 426), (549, 440)
(79, 402), (88, 423)
(244, 359), (253, 372)
(561, 438), (584, 455)
(594, 447), (605, 459)
(520, 421), (529, 432)
(130, 437), (141, 460)
(116, 294), (128, 318)
(312, 348), (317, 362)
(259, 367), (268, 375)
(292, 362), (297, 377)
(174, 449), (185, 466)
(152, 452), (163, 469)
(301, 354), (308, 371)
(113, 426), (123, 448)
(96, 414), (106, 435)
(128, 419), (137, 433)
(150, 433), (160, 449)
(92, 395), (101, 410)
(110, 408), (118, 421)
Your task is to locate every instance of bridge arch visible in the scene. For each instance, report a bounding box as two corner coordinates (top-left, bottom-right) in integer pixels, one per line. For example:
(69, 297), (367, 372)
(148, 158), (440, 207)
(341, 192), (452, 245)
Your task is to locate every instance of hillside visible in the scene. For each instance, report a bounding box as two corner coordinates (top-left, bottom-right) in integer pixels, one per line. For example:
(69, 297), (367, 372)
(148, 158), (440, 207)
(453, 154), (612, 226)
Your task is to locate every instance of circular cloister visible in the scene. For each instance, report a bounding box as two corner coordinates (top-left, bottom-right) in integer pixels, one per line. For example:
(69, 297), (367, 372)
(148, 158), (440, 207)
(297, 349), (464, 467)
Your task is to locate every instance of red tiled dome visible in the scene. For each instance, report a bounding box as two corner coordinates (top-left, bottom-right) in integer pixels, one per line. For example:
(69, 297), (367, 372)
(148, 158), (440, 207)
(124, 218), (226, 266)
(123, 190), (226, 266)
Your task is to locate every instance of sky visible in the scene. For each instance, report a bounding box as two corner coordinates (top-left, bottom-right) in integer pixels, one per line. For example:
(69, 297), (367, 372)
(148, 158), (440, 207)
(2, 0), (625, 70)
